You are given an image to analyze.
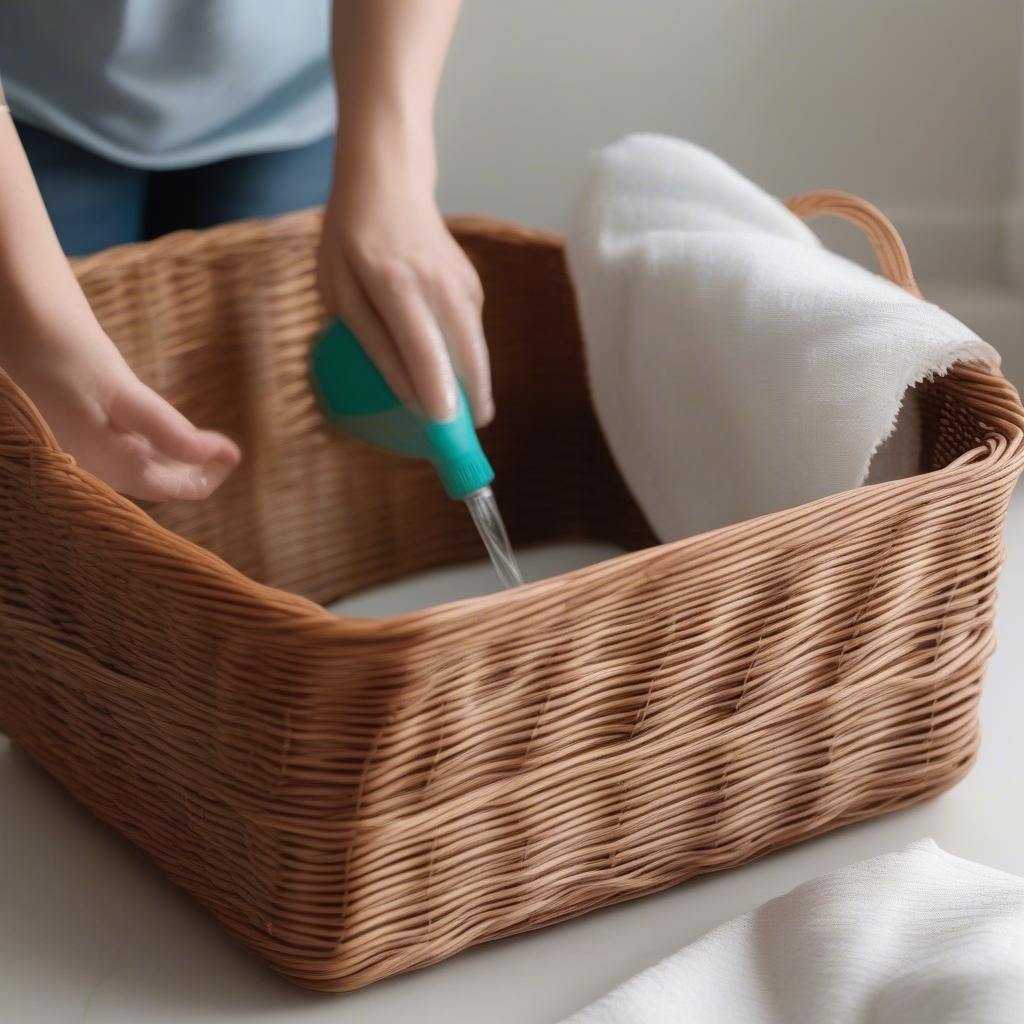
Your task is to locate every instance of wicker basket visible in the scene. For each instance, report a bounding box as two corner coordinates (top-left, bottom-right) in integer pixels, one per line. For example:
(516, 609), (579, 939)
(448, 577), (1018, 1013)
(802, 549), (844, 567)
(0, 193), (1021, 991)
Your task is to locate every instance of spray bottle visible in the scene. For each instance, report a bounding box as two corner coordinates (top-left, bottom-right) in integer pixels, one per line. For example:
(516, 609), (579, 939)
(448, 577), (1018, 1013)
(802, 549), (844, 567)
(310, 320), (523, 589)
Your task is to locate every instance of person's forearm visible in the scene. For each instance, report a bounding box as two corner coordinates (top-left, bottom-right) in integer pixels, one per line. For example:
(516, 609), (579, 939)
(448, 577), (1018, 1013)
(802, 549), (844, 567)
(0, 100), (240, 498)
(321, 1), (490, 426)
(0, 107), (101, 356)
(330, 0), (461, 192)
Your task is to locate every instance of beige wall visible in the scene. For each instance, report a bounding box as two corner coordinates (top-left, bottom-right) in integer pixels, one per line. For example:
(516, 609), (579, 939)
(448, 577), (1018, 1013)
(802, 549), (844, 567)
(436, 0), (1023, 284)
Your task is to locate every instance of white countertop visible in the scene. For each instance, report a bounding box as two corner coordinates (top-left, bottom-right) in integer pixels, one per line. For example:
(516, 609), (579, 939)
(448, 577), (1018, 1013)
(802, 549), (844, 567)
(3, 501), (1023, 1024)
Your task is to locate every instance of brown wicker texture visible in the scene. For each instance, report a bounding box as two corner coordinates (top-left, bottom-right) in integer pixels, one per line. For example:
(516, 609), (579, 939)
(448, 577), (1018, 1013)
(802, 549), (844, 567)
(0, 195), (1021, 991)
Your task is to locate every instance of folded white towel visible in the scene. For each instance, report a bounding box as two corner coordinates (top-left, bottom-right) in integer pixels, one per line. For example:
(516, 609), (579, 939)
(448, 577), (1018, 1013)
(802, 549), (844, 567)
(566, 135), (999, 542)
(561, 840), (1024, 1024)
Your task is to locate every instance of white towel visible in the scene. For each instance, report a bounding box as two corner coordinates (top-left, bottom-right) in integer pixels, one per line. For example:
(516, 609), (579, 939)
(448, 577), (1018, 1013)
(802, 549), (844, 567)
(566, 135), (999, 542)
(561, 840), (1024, 1024)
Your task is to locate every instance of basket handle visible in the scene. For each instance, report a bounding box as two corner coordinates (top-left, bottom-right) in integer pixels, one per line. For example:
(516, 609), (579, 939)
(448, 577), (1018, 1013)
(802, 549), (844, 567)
(784, 190), (922, 299)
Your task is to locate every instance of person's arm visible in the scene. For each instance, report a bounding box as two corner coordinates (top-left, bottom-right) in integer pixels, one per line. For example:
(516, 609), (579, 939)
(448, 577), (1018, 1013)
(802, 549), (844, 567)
(319, 0), (492, 426)
(0, 95), (239, 500)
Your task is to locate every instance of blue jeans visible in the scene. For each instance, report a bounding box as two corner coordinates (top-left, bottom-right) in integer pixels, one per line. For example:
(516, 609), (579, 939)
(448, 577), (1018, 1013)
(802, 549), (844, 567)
(17, 122), (336, 256)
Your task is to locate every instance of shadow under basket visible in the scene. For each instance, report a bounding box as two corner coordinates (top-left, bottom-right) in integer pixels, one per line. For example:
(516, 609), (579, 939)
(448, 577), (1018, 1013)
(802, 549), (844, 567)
(1, 196), (1023, 991)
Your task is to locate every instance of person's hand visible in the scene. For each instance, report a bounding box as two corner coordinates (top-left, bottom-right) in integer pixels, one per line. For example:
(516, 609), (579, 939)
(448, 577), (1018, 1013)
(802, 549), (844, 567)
(0, 109), (240, 503)
(317, 150), (492, 426)
(3, 313), (241, 501)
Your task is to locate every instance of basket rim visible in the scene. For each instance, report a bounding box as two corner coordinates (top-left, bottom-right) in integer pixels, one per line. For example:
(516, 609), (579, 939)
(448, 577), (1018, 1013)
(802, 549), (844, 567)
(70, 207), (565, 276)
(2, 210), (1021, 634)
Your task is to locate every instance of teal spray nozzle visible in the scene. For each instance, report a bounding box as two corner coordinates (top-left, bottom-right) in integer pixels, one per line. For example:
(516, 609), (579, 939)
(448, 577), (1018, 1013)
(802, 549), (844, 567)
(310, 320), (523, 589)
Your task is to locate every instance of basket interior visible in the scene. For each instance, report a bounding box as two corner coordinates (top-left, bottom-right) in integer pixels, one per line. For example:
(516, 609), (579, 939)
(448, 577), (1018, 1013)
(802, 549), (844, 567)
(69, 211), (990, 608)
(70, 213), (653, 606)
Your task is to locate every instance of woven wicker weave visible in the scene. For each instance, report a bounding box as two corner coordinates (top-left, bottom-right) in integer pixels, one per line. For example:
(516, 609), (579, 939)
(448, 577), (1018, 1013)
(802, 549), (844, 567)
(0, 194), (1021, 991)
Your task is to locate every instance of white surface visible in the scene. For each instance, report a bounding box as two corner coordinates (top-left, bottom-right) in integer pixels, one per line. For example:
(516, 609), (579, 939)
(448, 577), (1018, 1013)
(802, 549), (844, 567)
(327, 541), (620, 617)
(565, 134), (997, 542)
(564, 840), (1024, 1024)
(437, 1), (1023, 284)
(2, 505), (1024, 1022)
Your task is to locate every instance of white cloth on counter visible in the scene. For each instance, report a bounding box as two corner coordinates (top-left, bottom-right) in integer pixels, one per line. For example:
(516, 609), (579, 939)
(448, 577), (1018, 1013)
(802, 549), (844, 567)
(566, 135), (999, 542)
(561, 839), (1024, 1024)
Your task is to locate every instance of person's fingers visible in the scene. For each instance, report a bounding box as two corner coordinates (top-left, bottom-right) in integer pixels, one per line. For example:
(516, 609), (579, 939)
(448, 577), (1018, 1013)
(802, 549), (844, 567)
(328, 278), (417, 409)
(125, 453), (234, 502)
(136, 455), (235, 501)
(134, 457), (206, 501)
(132, 457), (234, 501)
(110, 381), (241, 467)
(438, 289), (492, 427)
(359, 266), (458, 422)
(81, 430), (214, 502)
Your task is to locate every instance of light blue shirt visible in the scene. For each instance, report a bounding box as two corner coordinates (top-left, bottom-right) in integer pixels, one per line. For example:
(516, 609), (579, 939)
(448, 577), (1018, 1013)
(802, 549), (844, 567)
(0, 0), (335, 169)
